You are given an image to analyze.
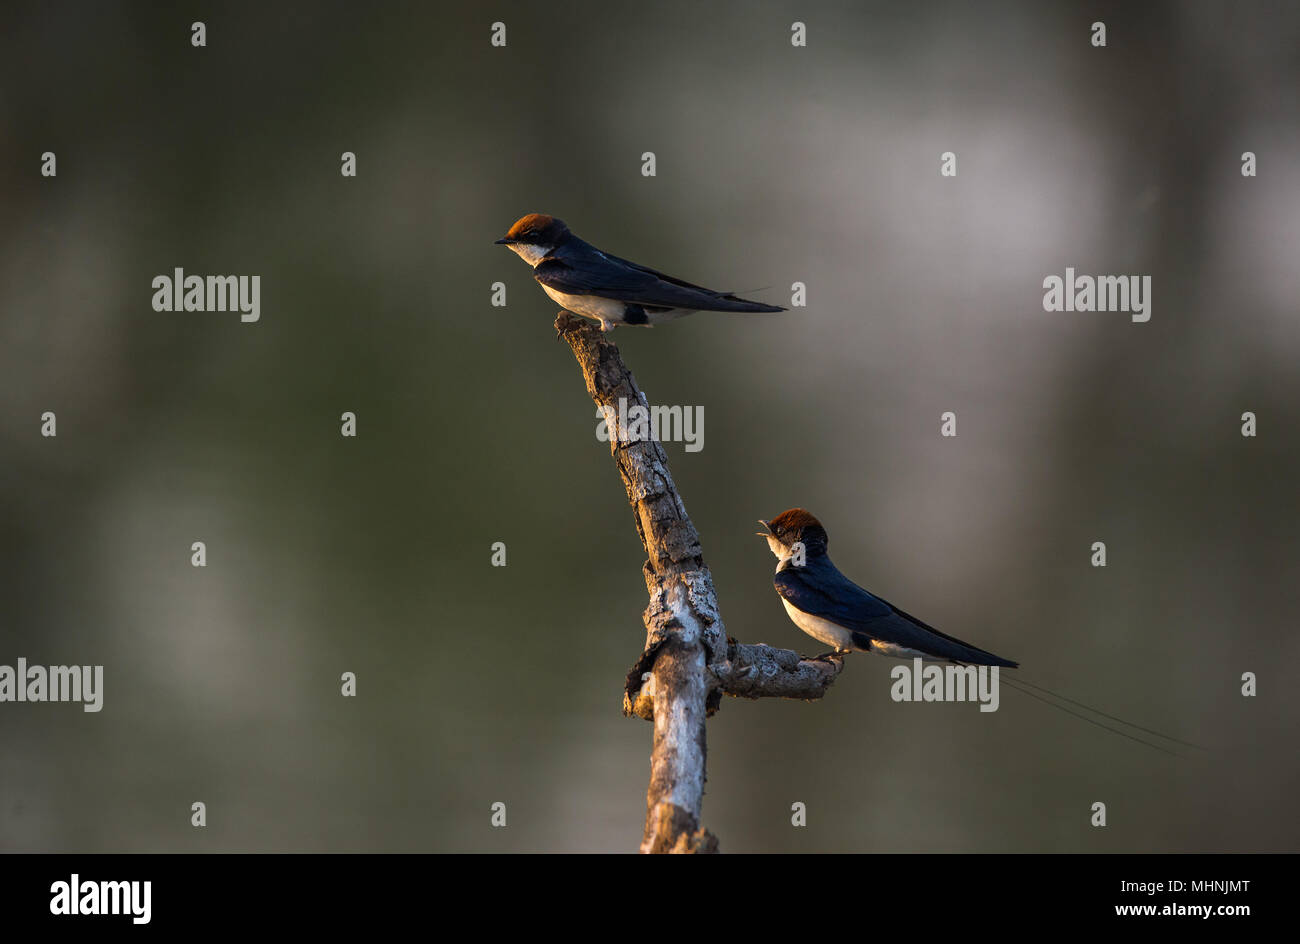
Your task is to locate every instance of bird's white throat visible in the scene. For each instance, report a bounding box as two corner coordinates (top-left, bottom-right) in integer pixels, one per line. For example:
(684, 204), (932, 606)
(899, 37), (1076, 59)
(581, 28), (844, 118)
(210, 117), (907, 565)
(509, 243), (552, 266)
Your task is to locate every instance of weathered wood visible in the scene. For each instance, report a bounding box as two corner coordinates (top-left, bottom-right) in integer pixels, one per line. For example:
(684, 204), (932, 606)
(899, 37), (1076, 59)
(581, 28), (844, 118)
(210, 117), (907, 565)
(555, 311), (845, 854)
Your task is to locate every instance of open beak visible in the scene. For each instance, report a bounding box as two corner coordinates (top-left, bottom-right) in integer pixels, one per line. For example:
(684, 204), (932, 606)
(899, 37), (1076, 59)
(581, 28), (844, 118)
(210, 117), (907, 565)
(494, 236), (514, 245)
(755, 519), (771, 538)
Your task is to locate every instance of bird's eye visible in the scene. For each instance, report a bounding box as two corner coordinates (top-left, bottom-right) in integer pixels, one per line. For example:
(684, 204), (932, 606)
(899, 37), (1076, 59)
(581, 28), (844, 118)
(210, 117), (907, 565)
(525, 230), (538, 237)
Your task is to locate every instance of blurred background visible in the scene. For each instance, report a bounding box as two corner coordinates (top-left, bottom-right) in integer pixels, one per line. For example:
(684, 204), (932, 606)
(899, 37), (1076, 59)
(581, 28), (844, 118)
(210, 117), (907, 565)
(1, 0), (1297, 852)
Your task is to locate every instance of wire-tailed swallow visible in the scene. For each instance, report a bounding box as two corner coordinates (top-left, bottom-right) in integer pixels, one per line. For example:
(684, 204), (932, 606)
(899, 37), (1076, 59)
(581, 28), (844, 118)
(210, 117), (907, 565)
(758, 508), (1017, 666)
(495, 213), (785, 331)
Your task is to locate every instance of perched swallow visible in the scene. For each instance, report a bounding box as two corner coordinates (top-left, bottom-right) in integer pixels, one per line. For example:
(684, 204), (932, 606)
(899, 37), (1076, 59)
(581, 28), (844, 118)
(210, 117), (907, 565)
(495, 213), (785, 331)
(758, 508), (1017, 666)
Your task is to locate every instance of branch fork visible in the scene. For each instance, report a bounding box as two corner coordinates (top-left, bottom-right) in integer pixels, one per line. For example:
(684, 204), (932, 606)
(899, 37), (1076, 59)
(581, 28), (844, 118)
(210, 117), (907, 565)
(555, 312), (845, 853)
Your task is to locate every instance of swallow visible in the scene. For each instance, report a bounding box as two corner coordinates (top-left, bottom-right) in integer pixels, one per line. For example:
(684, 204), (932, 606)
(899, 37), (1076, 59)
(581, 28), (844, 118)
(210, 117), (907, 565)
(758, 508), (1017, 666)
(495, 213), (785, 331)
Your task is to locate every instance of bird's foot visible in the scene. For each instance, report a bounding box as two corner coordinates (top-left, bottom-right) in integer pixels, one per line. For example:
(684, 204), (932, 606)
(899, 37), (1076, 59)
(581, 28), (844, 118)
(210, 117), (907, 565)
(811, 649), (848, 662)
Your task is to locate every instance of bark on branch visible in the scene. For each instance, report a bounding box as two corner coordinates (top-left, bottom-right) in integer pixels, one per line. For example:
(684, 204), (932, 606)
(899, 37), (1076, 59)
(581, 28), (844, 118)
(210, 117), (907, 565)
(555, 311), (845, 854)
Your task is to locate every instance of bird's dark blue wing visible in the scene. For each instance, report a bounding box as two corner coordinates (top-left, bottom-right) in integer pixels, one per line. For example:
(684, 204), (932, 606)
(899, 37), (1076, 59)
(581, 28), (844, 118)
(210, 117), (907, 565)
(774, 560), (1017, 667)
(534, 242), (785, 312)
(534, 257), (700, 308)
(774, 564), (892, 624)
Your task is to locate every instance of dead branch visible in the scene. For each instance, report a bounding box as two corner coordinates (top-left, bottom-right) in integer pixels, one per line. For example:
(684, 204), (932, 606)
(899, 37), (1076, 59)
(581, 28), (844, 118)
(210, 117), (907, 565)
(555, 311), (844, 854)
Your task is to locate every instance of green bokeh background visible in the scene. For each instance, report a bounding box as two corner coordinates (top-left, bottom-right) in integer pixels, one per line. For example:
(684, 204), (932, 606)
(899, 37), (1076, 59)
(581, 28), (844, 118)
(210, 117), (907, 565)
(2, 1), (1297, 852)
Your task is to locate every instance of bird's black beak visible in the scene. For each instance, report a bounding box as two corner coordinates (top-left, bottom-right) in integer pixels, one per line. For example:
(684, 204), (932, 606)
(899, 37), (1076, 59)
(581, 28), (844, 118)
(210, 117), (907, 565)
(494, 237), (513, 245)
(756, 519), (771, 538)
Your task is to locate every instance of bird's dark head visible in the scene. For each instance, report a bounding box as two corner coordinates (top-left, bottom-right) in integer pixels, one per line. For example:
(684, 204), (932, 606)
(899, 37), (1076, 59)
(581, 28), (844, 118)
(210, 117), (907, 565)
(495, 213), (570, 263)
(757, 508), (829, 561)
